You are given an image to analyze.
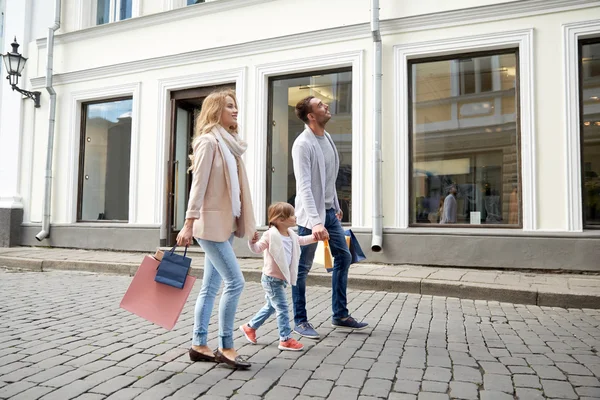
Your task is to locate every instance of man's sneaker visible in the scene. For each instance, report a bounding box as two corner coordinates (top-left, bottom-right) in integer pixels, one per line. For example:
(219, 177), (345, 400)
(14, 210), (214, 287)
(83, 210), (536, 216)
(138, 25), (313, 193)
(293, 322), (320, 339)
(239, 324), (257, 344)
(278, 338), (304, 351)
(331, 316), (369, 330)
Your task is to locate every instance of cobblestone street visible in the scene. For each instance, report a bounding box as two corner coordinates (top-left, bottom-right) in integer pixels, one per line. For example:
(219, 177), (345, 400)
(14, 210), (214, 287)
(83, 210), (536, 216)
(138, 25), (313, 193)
(1, 269), (599, 400)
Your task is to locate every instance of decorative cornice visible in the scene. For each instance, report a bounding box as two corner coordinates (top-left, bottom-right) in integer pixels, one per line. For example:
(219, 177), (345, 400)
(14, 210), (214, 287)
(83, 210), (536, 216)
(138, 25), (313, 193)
(380, 0), (600, 35)
(36, 0), (278, 49)
(31, 0), (600, 88)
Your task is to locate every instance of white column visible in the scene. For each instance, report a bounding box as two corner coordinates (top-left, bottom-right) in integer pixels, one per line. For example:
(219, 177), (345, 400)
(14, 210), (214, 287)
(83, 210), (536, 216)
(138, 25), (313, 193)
(0, 0), (31, 209)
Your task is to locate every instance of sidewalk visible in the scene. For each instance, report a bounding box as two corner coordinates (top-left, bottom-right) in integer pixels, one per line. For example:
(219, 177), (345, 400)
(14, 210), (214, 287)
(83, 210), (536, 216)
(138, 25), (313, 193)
(1, 246), (599, 309)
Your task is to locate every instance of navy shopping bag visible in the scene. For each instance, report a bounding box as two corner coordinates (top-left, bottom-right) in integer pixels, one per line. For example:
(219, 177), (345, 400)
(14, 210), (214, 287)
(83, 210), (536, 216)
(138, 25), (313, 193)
(344, 229), (366, 264)
(154, 246), (191, 289)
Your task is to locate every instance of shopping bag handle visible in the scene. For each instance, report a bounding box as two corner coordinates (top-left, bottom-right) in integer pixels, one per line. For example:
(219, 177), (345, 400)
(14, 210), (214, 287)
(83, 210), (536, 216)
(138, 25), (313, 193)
(169, 245), (188, 258)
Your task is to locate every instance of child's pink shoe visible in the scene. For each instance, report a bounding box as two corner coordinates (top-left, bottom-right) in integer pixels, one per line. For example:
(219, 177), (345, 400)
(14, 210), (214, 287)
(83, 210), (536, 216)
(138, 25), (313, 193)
(278, 338), (304, 351)
(239, 324), (257, 344)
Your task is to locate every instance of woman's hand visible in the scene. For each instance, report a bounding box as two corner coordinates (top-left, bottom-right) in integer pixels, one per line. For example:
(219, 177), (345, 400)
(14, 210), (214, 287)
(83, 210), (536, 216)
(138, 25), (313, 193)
(250, 231), (260, 245)
(176, 219), (195, 247)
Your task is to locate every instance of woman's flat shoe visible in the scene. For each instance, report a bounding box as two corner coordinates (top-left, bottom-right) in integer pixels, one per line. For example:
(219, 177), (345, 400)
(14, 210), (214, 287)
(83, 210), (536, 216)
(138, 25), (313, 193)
(214, 349), (251, 369)
(189, 348), (217, 362)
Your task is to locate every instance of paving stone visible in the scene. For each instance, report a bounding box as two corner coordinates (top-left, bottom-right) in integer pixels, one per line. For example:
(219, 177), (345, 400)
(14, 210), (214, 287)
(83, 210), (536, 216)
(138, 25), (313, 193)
(416, 393), (449, 400)
(530, 365), (566, 380)
(205, 379), (245, 397)
(556, 362), (593, 376)
(337, 368), (367, 388)
(84, 366), (132, 386)
(167, 383), (210, 400)
(423, 367), (451, 382)
(396, 367), (424, 381)
(508, 366), (535, 374)
(515, 388), (544, 399)
(449, 381), (478, 400)
(278, 368), (312, 388)
(327, 385), (360, 400)
(540, 379), (578, 399)
(133, 383), (177, 400)
(73, 394), (106, 400)
(300, 379), (334, 397)
(104, 387), (146, 400)
(346, 357), (375, 371)
(312, 364), (343, 380)
(421, 380), (447, 393)
(484, 374), (513, 394)
(8, 385), (55, 400)
(39, 380), (94, 400)
(238, 378), (277, 396)
(361, 378), (392, 398)
(479, 362), (511, 375)
(368, 362), (396, 380)
(453, 366), (482, 384)
(44, 368), (94, 387)
(513, 374), (541, 388)
(576, 386), (600, 397)
(568, 375), (600, 387)
(264, 385), (300, 399)
(0, 381), (36, 398)
(24, 365), (75, 384)
(90, 375), (138, 395)
(131, 370), (174, 388)
(479, 390), (513, 400)
(498, 356), (527, 366)
(393, 379), (420, 394)
(388, 394), (417, 400)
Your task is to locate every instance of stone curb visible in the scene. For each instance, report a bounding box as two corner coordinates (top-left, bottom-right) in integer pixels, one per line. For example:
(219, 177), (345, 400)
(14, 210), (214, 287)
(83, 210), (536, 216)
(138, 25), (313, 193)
(1, 256), (598, 309)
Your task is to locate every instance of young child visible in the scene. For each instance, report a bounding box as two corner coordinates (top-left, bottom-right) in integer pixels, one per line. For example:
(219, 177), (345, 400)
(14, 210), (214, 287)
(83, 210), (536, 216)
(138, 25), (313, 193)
(239, 202), (318, 351)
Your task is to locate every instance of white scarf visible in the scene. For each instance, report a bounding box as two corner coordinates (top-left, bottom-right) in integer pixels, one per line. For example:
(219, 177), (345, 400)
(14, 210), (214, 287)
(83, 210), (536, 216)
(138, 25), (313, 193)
(212, 127), (241, 217)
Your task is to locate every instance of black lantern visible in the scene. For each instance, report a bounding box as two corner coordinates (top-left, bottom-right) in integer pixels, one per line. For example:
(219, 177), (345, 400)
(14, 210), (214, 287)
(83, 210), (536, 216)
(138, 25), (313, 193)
(2, 37), (41, 108)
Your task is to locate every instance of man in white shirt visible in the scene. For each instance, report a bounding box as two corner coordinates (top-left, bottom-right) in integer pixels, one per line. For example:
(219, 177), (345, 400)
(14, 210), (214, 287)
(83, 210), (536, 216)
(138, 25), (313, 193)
(440, 185), (458, 224)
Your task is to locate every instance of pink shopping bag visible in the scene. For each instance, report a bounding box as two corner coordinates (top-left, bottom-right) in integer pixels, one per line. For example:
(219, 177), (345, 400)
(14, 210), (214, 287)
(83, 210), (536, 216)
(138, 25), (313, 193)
(120, 255), (196, 330)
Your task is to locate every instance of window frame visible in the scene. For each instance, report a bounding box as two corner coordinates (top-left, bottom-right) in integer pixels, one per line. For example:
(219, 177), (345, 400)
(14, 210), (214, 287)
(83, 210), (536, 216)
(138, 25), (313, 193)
(407, 48), (523, 229)
(77, 96), (134, 223)
(266, 67), (353, 225)
(78, 0), (139, 29)
(579, 37), (600, 229)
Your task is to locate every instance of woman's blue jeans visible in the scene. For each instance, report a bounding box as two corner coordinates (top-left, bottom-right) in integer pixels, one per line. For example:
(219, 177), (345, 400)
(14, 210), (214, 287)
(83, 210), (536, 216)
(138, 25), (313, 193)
(193, 234), (245, 349)
(248, 275), (292, 341)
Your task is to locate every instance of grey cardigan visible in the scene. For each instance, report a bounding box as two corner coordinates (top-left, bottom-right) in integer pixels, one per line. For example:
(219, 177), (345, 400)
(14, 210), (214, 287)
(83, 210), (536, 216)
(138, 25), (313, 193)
(291, 126), (341, 229)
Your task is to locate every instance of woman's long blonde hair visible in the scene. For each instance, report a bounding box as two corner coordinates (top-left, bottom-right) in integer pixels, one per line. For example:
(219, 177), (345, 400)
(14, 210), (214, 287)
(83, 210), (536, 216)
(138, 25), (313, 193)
(189, 89), (238, 170)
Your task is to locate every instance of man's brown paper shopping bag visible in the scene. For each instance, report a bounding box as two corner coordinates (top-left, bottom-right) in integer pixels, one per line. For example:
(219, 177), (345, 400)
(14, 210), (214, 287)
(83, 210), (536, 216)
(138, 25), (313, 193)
(314, 240), (334, 272)
(120, 255), (196, 330)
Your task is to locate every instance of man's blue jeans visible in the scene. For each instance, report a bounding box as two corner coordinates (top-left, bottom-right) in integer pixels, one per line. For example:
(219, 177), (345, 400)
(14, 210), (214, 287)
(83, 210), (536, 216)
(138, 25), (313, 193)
(248, 275), (292, 341)
(292, 208), (352, 324)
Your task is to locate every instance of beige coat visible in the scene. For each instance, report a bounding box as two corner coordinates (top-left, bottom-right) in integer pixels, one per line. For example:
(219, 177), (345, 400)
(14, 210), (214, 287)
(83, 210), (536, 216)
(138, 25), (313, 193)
(185, 132), (252, 242)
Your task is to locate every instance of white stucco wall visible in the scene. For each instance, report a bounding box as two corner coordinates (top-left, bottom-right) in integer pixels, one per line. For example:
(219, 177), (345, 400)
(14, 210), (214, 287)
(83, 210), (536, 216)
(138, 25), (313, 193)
(16, 0), (600, 234)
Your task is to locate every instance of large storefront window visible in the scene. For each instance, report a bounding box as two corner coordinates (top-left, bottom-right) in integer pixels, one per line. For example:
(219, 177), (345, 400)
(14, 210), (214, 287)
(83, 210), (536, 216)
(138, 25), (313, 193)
(409, 51), (520, 226)
(268, 69), (352, 223)
(78, 98), (133, 222)
(581, 40), (600, 228)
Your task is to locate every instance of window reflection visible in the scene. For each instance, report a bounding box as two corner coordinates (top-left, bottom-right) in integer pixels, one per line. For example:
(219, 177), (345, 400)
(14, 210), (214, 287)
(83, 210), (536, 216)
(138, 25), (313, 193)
(410, 52), (520, 226)
(269, 70), (352, 223)
(79, 98), (133, 221)
(581, 41), (600, 227)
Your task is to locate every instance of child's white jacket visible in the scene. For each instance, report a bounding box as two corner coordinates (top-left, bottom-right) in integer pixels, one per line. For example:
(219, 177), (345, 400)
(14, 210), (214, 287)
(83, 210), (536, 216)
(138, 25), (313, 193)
(248, 226), (316, 286)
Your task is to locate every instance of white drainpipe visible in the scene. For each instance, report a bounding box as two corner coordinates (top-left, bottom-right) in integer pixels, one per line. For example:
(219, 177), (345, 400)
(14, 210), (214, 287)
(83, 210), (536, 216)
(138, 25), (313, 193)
(371, 0), (383, 252)
(35, 0), (61, 241)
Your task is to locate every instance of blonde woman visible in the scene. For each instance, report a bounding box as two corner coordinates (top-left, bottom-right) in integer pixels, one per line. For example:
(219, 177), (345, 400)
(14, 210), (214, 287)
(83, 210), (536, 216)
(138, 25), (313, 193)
(176, 89), (256, 370)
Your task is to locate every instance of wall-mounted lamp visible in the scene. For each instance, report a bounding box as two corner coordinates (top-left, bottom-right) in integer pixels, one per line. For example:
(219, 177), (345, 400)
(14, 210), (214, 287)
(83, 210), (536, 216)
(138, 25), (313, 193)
(2, 37), (41, 108)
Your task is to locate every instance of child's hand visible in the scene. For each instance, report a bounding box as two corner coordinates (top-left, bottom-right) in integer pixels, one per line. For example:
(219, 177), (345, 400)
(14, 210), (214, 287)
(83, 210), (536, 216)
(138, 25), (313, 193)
(250, 231), (260, 245)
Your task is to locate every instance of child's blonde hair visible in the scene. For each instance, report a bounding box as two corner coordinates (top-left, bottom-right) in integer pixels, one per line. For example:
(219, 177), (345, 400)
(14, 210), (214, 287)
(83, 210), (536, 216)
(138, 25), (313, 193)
(267, 202), (295, 227)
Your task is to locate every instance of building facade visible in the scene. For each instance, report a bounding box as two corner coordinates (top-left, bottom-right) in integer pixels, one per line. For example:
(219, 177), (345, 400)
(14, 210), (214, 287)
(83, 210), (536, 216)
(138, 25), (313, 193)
(1, 0), (599, 270)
